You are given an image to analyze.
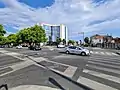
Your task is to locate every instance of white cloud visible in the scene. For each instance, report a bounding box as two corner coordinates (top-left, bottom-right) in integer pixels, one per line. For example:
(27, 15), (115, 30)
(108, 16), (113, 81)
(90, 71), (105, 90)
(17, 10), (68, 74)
(0, 0), (120, 40)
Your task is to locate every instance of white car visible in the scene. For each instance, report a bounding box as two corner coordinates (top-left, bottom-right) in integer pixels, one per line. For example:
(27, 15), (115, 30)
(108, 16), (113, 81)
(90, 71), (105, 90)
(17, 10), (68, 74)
(57, 44), (65, 48)
(65, 46), (90, 56)
(16, 45), (22, 49)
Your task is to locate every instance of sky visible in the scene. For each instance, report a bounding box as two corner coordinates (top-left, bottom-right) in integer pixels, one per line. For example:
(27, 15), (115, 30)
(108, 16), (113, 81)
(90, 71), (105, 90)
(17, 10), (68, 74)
(0, 0), (120, 40)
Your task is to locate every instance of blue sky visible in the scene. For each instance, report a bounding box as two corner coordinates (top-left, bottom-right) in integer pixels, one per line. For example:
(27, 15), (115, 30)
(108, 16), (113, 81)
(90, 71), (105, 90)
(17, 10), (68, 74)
(0, 0), (120, 40)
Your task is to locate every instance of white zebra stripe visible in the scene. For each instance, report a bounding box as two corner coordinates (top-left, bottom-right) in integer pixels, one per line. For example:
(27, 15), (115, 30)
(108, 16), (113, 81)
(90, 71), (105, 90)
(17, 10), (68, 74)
(111, 53), (119, 56)
(106, 52), (112, 55)
(83, 69), (120, 84)
(88, 59), (120, 65)
(95, 52), (99, 54)
(86, 64), (120, 75)
(88, 61), (120, 69)
(77, 76), (117, 90)
(100, 52), (105, 55)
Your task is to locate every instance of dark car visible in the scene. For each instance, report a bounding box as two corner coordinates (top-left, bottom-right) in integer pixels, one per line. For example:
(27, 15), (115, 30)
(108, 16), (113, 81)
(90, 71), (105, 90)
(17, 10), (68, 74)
(116, 45), (120, 50)
(28, 45), (42, 50)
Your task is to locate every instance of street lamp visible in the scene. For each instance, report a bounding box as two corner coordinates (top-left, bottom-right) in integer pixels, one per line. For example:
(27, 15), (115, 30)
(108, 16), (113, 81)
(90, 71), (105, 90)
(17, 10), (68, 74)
(78, 32), (85, 45)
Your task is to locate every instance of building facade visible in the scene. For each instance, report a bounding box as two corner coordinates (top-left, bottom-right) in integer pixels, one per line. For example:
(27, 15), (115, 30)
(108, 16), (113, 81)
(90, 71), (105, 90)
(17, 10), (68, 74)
(39, 23), (68, 43)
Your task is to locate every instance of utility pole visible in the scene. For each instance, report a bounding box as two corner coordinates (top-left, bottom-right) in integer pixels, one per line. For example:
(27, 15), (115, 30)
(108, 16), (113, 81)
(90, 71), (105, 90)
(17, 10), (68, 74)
(78, 32), (85, 45)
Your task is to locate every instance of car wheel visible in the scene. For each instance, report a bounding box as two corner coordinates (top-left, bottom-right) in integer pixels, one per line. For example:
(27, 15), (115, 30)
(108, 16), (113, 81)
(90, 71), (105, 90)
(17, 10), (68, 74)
(81, 52), (86, 56)
(66, 51), (69, 54)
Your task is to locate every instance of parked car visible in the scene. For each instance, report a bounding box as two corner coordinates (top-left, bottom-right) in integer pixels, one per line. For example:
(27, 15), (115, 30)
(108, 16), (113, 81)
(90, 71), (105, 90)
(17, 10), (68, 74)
(16, 45), (22, 49)
(64, 46), (90, 56)
(57, 44), (65, 48)
(28, 45), (42, 50)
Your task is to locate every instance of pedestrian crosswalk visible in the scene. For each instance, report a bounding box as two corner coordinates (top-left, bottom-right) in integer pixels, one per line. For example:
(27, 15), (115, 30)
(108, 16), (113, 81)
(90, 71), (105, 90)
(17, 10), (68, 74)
(0, 49), (120, 90)
(77, 56), (120, 90)
(90, 51), (119, 56)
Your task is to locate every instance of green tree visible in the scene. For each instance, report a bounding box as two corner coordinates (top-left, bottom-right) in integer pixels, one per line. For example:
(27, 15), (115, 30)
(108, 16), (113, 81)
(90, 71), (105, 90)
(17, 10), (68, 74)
(17, 25), (47, 44)
(56, 37), (62, 45)
(0, 24), (6, 36)
(68, 40), (75, 45)
(84, 37), (89, 44)
(62, 39), (66, 45)
(0, 36), (8, 45)
(7, 34), (17, 44)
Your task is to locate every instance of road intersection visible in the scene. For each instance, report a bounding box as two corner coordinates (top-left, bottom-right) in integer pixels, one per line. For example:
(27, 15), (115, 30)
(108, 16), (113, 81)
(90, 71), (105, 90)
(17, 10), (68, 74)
(0, 47), (120, 90)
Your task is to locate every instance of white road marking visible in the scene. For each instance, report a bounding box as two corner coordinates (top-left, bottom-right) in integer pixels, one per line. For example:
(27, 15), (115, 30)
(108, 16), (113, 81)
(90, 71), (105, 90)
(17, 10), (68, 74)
(106, 52), (112, 55)
(86, 64), (120, 74)
(88, 61), (120, 69)
(77, 76), (117, 90)
(83, 69), (120, 84)
(100, 52), (105, 55)
(89, 56), (120, 61)
(0, 60), (34, 76)
(95, 52), (99, 54)
(88, 59), (120, 65)
(64, 66), (77, 78)
(112, 53), (119, 56)
(0, 49), (78, 79)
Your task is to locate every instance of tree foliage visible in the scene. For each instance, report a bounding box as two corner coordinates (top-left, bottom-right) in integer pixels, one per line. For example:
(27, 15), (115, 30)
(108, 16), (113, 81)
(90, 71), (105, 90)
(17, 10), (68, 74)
(62, 39), (66, 45)
(17, 25), (47, 44)
(7, 34), (17, 44)
(0, 24), (47, 45)
(0, 24), (6, 36)
(68, 40), (75, 45)
(56, 37), (62, 44)
(0, 36), (8, 45)
(84, 37), (89, 44)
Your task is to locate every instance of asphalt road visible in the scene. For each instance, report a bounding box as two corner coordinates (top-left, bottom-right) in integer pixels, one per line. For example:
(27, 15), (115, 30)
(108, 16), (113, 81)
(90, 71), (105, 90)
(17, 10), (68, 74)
(0, 47), (120, 90)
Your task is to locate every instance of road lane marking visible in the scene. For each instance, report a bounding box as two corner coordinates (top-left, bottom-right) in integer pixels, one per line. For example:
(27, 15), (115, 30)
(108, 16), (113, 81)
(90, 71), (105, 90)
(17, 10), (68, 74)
(0, 49), (78, 78)
(86, 64), (120, 75)
(89, 56), (120, 60)
(88, 61), (120, 69)
(77, 76), (117, 90)
(106, 52), (112, 55)
(88, 59), (120, 65)
(83, 69), (120, 84)
(111, 53), (119, 56)
(100, 52), (105, 55)
(0, 60), (34, 76)
(95, 52), (99, 54)
(64, 66), (77, 78)
(89, 57), (120, 62)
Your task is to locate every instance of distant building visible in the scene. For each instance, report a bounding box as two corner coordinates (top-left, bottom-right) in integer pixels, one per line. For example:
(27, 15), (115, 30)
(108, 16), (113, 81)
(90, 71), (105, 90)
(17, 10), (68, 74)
(39, 23), (68, 43)
(90, 34), (104, 45)
(90, 34), (113, 45)
(113, 37), (120, 43)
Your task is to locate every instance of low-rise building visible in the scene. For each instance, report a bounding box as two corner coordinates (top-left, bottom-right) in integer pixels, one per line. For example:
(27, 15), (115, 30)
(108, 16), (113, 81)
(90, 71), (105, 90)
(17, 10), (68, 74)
(90, 34), (113, 45)
(90, 34), (104, 45)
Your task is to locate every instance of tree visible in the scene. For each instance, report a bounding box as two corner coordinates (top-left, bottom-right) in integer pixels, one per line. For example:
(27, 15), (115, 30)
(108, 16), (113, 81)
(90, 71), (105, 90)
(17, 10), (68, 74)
(62, 39), (66, 45)
(0, 24), (6, 36)
(84, 37), (89, 44)
(17, 25), (47, 44)
(56, 37), (62, 45)
(68, 40), (75, 45)
(7, 34), (17, 44)
(0, 36), (8, 45)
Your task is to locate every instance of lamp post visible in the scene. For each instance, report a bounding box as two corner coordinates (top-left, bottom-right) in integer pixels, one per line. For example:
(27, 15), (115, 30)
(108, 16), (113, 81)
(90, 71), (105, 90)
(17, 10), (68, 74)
(78, 32), (85, 45)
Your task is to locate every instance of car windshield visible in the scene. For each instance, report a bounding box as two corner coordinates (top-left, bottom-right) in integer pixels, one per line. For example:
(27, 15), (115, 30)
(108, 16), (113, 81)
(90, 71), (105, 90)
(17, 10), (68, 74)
(0, 0), (120, 90)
